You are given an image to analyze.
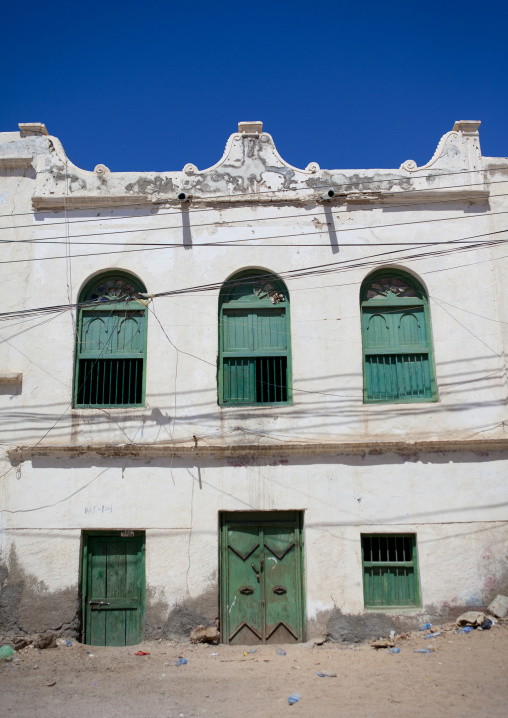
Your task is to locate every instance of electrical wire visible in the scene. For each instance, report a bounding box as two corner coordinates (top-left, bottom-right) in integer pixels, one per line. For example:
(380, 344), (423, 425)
(1, 228), (508, 324)
(2, 185), (508, 233)
(431, 298), (503, 358)
(0, 167), (507, 220)
(2, 204), (506, 249)
(1, 222), (508, 269)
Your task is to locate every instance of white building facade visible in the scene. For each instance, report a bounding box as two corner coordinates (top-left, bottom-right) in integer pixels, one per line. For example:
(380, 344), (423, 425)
(0, 120), (507, 645)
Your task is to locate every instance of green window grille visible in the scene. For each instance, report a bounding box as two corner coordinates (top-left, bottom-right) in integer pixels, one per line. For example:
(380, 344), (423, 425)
(74, 273), (148, 408)
(362, 534), (420, 608)
(360, 271), (437, 403)
(218, 270), (292, 405)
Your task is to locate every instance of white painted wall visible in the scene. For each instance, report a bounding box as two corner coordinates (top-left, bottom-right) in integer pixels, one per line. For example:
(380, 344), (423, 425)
(1, 121), (507, 632)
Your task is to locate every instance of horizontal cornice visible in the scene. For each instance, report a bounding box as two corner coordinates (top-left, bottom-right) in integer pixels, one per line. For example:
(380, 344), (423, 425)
(7, 437), (508, 462)
(30, 188), (491, 211)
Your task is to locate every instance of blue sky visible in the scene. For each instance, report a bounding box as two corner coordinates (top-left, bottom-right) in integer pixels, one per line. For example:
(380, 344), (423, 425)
(2, 0), (507, 172)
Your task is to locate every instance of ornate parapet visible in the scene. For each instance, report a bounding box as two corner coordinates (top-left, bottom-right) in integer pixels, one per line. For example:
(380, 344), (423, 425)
(0, 119), (493, 210)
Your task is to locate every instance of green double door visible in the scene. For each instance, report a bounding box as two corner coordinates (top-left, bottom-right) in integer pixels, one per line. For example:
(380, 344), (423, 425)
(82, 533), (145, 646)
(220, 512), (305, 645)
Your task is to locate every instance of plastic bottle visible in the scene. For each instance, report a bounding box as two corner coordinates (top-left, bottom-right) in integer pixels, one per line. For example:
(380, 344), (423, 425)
(424, 632), (441, 639)
(276, 647), (286, 656)
(0, 646), (15, 660)
(414, 648), (432, 653)
(457, 626), (472, 634)
(419, 623), (432, 631)
(174, 657), (188, 665)
(66, 639), (72, 647)
(387, 647), (400, 654)
(288, 693), (301, 705)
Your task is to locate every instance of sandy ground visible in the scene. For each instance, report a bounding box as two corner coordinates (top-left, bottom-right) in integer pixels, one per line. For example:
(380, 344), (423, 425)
(1, 623), (507, 718)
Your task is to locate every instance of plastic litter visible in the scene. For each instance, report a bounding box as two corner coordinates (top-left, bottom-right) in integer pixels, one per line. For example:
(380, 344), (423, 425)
(414, 649), (433, 653)
(317, 670), (337, 677)
(288, 693), (301, 705)
(481, 618), (493, 630)
(134, 650), (150, 656)
(424, 632), (441, 639)
(276, 648), (286, 656)
(0, 646), (15, 661)
(174, 657), (188, 665)
(387, 648), (400, 654)
(243, 649), (257, 655)
(457, 626), (473, 634)
(389, 630), (395, 640)
(66, 639), (72, 647)
(419, 623), (432, 631)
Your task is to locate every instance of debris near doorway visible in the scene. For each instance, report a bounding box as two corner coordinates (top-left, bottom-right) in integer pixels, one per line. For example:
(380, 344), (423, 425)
(12, 636), (31, 651)
(190, 625), (220, 644)
(455, 611), (486, 628)
(34, 634), (57, 650)
(488, 595), (508, 619)
(370, 638), (395, 649)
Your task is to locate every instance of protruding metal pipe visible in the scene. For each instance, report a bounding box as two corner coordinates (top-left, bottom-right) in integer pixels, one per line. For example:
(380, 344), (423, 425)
(320, 189), (335, 200)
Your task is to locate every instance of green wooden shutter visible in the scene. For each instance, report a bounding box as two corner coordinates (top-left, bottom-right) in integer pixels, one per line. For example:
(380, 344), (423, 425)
(363, 306), (433, 402)
(75, 309), (147, 407)
(362, 534), (420, 607)
(219, 275), (291, 406)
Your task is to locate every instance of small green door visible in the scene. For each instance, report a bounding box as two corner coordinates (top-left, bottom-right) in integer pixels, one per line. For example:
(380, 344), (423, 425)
(82, 533), (145, 646)
(220, 512), (305, 645)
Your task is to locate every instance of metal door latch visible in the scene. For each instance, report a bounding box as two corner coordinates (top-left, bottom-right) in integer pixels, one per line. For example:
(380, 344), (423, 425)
(89, 600), (110, 610)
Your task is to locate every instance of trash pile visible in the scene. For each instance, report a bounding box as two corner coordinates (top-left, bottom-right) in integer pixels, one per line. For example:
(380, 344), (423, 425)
(368, 594), (507, 655)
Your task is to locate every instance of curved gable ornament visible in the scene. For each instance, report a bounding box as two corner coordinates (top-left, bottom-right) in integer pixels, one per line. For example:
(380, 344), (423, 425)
(400, 130), (461, 173)
(179, 122), (321, 196)
(400, 121), (482, 174)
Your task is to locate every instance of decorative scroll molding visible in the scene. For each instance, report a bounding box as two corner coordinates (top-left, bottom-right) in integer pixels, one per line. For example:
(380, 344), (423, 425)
(305, 162), (320, 173)
(8, 437), (508, 462)
(94, 164), (110, 175)
(400, 131), (460, 173)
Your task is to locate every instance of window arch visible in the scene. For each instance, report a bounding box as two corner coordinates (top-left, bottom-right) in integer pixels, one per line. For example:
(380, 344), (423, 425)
(360, 270), (437, 403)
(74, 271), (148, 407)
(218, 269), (292, 405)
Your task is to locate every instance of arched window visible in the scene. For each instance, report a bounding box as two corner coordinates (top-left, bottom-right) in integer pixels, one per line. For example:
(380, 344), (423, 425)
(360, 270), (437, 403)
(74, 272), (148, 407)
(218, 269), (292, 405)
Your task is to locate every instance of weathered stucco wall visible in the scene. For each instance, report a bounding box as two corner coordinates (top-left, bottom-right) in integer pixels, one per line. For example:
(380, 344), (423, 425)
(1, 120), (507, 641)
(1, 453), (507, 639)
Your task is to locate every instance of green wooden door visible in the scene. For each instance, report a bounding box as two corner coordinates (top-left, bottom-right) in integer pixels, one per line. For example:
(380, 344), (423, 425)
(220, 512), (305, 645)
(83, 534), (145, 646)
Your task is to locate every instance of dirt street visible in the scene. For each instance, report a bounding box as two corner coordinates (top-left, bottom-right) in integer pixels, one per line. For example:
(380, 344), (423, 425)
(1, 623), (507, 718)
